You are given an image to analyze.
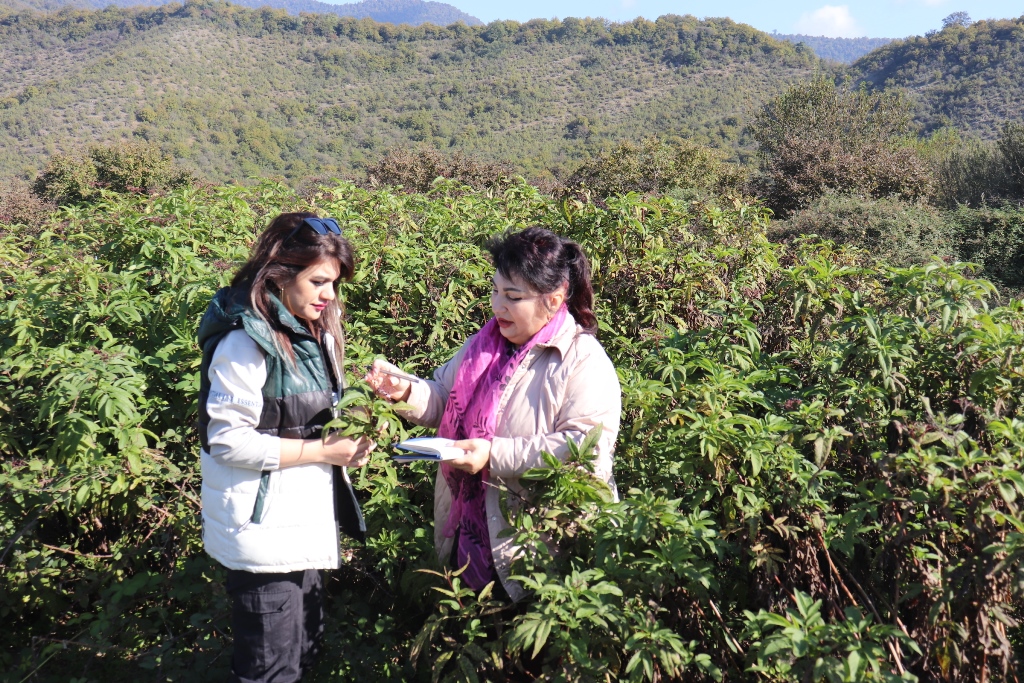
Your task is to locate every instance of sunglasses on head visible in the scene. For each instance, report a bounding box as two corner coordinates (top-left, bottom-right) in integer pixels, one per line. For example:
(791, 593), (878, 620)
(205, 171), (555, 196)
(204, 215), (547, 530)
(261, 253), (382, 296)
(285, 217), (342, 243)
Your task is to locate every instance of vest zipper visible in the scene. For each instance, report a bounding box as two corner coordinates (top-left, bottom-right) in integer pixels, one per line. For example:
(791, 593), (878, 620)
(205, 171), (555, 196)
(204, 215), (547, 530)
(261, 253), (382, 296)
(248, 470), (272, 525)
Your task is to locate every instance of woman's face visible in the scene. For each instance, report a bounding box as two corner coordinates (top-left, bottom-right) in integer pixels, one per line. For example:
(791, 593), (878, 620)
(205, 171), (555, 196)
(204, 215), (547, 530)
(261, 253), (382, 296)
(491, 271), (566, 345)
(281, 259), (341, 323)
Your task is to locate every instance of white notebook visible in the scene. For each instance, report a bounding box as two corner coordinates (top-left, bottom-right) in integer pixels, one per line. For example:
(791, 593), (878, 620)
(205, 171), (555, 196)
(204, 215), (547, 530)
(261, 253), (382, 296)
(392, 437), (464, 461)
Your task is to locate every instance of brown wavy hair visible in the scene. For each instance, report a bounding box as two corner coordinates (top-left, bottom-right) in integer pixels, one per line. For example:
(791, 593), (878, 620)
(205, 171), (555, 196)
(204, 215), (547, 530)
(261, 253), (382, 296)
(231, 212), (355, 367)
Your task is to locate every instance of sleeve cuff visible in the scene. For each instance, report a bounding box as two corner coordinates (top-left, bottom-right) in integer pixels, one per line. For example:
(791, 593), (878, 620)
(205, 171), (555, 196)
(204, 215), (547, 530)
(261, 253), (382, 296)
(488, 436), (516, 478)
(262, 436), (282, 471)
(396, 378), (432, 421)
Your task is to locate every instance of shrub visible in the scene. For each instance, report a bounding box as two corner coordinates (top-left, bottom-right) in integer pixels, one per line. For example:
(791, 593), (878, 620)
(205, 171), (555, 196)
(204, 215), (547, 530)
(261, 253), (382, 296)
(0, 179), (55, 234)
(946, 203), (1024, 292)
(749, 78), (931, 216)
(31, 151), (100, 205)
(88, 141), (195, 195)
(363, 147), (516, 193)
(935, 122), (1024, 208)
(560, 136), (747, 200)
(771, 194), (954, 266)
(934, 138), (1003, 208)
(998, 121), (1024, 196)
(32, 142), (196, 205)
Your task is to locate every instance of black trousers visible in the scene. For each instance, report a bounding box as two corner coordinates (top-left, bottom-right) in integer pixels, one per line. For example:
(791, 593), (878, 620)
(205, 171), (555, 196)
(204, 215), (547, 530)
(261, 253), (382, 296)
(226, 569), (325, 683)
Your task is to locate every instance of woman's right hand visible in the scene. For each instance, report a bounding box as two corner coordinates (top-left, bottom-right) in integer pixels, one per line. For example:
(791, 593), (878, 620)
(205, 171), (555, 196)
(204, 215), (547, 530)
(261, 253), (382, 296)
(322, 433), (376, 468)
(365, 358), (413, 402)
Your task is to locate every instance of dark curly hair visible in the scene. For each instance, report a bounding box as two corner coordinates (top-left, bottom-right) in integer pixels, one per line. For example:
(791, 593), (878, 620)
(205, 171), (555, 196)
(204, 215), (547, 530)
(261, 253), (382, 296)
(485, 226), (598, 335)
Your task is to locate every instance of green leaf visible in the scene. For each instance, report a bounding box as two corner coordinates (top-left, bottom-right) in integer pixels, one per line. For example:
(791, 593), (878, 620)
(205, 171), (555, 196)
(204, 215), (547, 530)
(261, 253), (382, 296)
(532, 618), (553, 659)
(999, 481), (1017, 505)
(749, 451), (762, 477)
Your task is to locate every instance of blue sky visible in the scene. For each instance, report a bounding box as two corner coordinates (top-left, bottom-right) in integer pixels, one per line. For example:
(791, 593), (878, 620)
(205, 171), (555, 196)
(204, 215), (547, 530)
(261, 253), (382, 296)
(431, 1), (1024, 39)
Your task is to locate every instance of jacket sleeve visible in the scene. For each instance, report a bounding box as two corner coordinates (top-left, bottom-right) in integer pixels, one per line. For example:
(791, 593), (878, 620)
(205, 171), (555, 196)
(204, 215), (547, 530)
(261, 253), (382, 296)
(488, 339), (621, 484)
(394, 338), (472, 428)
(205, 330), (282, 471)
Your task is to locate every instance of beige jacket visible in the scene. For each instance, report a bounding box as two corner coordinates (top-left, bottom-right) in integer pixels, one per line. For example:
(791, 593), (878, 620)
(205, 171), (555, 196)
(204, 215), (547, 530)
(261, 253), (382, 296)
(397, 313), (621, 601)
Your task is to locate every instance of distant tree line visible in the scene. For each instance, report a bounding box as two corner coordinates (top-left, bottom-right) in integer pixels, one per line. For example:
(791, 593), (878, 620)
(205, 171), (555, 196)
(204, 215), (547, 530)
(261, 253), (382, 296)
(771, 33), (893, 64)
(0, 1), (814, 63)
(0, 0), (483, 25)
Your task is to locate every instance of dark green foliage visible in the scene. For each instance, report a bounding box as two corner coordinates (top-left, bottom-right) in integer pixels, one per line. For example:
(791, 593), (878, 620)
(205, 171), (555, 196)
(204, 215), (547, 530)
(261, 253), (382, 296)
(935, 122), (1024, 208)
(771, 194), (954, 266)
(751, 78), (913, 157)
(31, 151), (98, 205)
(936, 138), (1009, 207)
(770, 33), (894, 64)
(1001, 120), (1024, 186)
(946, 204), (1024, 292)
(32, 141), (194, 204)
(3, 180), (1024, 682)
(560, 136), (747, 200)
(749, 78), (932, 216)
(850, 16), (1024, 137)
(0, 4), (821, 182)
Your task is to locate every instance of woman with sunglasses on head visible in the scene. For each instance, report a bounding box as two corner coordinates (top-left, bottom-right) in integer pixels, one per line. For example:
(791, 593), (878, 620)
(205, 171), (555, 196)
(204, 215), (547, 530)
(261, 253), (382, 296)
(366, 227), (621, 601)
(197, 213), (373, 683)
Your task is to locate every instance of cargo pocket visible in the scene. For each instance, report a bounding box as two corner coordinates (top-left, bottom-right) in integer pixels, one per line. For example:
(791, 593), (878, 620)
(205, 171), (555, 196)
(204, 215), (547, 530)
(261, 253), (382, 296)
(232, 590), (297, 681)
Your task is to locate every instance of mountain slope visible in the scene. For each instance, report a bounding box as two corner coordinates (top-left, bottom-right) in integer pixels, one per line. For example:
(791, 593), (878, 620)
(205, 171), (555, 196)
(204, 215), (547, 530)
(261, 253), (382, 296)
(0, 4), (823, 182)
(0, 0), (483, 25)
(771, 33), (893, 64)
(851, 16), (1024, 136)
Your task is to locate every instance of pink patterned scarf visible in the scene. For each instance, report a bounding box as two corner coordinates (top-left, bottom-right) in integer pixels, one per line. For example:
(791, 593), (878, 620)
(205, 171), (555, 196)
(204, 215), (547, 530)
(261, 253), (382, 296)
(438, 305), (568, 590)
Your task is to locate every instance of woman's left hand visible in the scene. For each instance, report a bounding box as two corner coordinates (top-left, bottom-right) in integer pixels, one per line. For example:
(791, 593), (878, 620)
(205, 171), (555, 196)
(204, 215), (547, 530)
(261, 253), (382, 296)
(449, 438), (491, 474)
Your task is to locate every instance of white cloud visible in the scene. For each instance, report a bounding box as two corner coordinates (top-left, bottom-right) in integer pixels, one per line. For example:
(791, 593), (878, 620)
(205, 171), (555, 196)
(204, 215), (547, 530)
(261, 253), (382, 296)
(793, 5), (862, 37)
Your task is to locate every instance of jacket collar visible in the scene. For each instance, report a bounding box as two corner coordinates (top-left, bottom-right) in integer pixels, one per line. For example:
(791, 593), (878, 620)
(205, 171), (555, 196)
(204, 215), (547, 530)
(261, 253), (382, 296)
(532, 310), (579, 359)
(266, 292), (314, 339)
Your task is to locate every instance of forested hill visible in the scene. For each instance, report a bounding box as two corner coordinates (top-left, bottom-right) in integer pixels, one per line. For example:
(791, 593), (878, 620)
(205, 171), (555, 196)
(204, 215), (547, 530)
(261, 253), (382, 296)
(771, 33), (893, 63)
(850, 16), (1024, 136)
(0, 2), (823, 182)
(0, 0), (483, 24)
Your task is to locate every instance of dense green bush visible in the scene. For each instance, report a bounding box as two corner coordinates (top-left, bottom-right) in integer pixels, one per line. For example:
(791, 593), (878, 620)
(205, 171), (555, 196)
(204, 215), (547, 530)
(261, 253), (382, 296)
(3, 180), (1024, 682)
(946, 204), (1024, 293)
(936, 122), (1024, 208)
(771, 194), (954, 266)
(749, 78), (932, 217)
(31, 142), (195, 205)
(560, 137), (747, 200)
(363, 147), (516, 194)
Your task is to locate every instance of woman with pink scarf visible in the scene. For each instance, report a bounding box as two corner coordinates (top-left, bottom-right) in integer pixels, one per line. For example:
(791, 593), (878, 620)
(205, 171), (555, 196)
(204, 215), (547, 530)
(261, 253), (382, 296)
(366, 227), (621, 601)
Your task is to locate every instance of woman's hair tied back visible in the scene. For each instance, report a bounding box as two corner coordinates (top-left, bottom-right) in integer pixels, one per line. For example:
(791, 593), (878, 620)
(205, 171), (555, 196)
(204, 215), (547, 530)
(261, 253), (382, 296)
(485, 226), (598, 335)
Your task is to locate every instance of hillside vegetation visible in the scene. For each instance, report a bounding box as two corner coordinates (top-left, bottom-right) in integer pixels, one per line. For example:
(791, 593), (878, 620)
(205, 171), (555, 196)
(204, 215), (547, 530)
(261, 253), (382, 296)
(0, 0), (483, 25)
(0, 2), (822, 182)
(851, 16), (1024, 136)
